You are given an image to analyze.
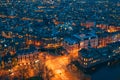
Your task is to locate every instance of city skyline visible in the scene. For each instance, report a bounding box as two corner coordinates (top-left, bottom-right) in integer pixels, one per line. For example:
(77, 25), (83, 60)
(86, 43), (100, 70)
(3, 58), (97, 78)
(0, 0), (120, 80)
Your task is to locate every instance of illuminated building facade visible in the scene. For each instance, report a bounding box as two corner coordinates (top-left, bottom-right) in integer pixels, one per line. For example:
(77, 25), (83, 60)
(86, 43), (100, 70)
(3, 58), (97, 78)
(78, 42), (120, 68)
(63, 32), (98, 53)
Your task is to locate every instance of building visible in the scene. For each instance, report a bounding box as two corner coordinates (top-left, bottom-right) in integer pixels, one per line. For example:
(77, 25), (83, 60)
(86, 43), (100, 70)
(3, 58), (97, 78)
(73, 33), (98, 49)
(17, 49), (39, 66)
(97, 31), (120, 48)
(81, 21), (96, 28)
(63, 37), (79, 53)
(63, 32), (98, 54)
(78, 41), (120, 68)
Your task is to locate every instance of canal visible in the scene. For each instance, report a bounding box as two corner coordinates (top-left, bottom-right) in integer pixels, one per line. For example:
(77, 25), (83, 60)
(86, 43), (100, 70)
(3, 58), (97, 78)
(85, 60), (120, 80)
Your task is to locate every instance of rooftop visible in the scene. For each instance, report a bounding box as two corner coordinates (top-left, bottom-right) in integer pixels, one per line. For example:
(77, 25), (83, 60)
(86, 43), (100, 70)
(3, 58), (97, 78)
(64, 37), (78, 45)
